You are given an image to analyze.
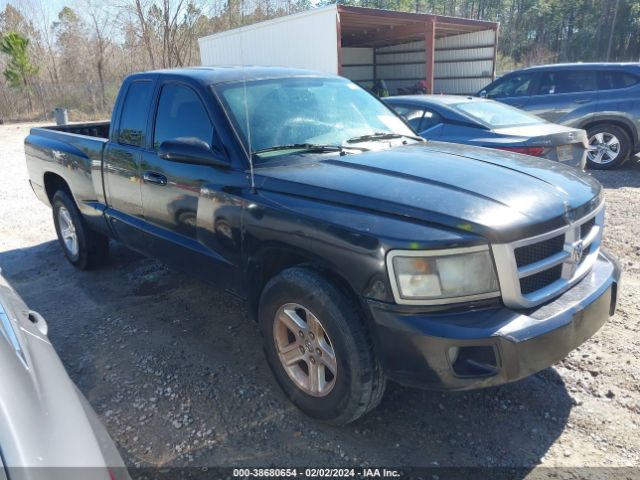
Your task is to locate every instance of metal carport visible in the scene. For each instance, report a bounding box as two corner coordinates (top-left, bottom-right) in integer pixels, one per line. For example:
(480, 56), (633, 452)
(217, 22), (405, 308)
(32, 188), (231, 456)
(198, 5), (499, 95)
(338, 6), (499, 94)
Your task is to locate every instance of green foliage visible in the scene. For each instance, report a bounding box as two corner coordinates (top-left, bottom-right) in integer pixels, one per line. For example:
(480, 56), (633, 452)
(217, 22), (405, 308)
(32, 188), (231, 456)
(0, 31), (38, 88)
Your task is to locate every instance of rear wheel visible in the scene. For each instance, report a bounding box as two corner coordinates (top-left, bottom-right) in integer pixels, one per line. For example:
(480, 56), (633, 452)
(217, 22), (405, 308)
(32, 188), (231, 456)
(586, 124), (631, 169)
(259, 267), (386, 424)
(52, 191), (109, 270)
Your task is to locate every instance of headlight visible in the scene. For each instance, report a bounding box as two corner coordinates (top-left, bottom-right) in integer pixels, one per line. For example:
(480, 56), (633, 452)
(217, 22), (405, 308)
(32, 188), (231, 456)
(386, 246), (500, 305)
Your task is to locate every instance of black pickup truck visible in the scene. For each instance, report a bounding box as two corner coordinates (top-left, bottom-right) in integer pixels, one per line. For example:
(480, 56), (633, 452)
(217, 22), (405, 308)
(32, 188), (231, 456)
(25, 67), (620, 424)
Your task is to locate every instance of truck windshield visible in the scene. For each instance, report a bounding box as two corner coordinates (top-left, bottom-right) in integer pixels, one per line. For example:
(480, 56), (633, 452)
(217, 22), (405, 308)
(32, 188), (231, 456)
(215, 77), (414, 160)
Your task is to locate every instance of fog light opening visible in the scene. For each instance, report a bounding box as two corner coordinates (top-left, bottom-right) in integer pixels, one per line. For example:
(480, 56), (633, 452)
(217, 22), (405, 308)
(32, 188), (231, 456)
(450, 345), (499, 378)
(447, 346), (459, 365)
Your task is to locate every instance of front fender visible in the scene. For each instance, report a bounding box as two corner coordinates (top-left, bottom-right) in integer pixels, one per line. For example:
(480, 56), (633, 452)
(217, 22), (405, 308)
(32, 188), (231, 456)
(243, 189), (485, 305)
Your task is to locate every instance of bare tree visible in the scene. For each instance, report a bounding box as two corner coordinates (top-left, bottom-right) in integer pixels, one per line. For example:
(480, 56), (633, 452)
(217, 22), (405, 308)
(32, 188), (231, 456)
(85, 0), (118, 109)
(132, 0), (156, 68)
(24, 0), (61, 85)
(161, 0), (187, 67)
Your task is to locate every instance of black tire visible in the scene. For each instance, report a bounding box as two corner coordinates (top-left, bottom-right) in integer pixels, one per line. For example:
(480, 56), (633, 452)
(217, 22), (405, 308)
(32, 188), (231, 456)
(259, 267), (386, 425)
(586, 124), (631, 170)
(52, 190), (109, 270)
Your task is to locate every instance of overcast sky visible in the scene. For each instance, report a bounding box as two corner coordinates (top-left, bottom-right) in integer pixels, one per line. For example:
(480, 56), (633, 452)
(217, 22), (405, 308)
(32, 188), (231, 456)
(1, 0), (66, 15)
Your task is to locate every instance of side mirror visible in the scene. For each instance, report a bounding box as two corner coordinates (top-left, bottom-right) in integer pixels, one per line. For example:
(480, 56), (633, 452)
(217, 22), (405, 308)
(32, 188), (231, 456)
(158, 138), (228, 168)
(479, 90), (488, 98)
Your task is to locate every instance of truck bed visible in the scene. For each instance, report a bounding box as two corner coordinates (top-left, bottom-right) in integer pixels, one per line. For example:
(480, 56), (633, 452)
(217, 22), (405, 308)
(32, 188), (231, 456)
(42, 121), (110, 139)
(24, 122), (111, 236)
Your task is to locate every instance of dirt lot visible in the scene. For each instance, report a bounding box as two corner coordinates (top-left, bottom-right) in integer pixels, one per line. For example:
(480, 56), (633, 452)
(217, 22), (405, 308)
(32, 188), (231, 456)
(1, 123), (639, 476)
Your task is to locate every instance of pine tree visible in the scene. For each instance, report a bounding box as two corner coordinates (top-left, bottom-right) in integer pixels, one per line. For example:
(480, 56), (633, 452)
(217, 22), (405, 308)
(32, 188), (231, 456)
(0, 32), (38, 112)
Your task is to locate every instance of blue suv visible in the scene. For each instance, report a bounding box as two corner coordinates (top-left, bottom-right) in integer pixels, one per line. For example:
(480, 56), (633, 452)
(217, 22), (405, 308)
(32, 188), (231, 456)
(479, 63), (640, 169)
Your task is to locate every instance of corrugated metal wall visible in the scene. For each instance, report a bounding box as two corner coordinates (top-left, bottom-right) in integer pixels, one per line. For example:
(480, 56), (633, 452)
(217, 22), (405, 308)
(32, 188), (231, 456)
(198, 6), (339, 74)
(364, 29), (495, 95)
(341, 48), (374, 88)
(375, 41), (424, 94)
(434, 29), (496, 94)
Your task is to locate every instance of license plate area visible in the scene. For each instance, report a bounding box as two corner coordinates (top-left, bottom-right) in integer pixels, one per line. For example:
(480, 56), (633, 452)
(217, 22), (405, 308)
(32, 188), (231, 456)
(557, 144), (574, 162)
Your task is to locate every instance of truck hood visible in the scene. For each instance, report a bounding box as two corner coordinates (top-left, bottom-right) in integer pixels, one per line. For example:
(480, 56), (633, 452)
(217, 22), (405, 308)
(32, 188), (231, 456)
(254, 141), (602, 243)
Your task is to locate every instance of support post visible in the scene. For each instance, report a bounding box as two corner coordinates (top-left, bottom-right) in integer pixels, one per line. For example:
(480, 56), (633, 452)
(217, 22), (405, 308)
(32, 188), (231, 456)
(491, 25), (499, 81)
(373, 47), (377, 84)
(425, 19), (435, 93)
(336, 10), (343, 76)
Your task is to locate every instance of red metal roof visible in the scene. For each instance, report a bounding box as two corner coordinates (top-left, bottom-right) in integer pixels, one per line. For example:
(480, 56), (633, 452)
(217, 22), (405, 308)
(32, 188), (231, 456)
(337, 5), (498, 48)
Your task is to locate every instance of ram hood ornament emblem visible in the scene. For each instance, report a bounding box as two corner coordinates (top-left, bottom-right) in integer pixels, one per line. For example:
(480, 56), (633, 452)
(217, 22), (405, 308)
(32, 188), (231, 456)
(571, 240), (584, 265)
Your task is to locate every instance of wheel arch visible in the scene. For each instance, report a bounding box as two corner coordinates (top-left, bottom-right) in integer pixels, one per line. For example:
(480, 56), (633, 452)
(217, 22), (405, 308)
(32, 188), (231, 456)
(246, 243), (361, 323)
(581, 117), (637, 146)
(43, 171), (74, 206)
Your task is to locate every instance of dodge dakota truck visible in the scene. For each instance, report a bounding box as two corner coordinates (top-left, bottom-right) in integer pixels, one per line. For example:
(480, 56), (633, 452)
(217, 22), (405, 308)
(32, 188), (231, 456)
(25, 67), (620, 424)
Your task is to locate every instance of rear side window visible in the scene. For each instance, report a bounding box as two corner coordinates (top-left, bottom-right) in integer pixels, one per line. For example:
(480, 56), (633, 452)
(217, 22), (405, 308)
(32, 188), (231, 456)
(420, 109), (442, 131)
(537, 71), (596, 94)
(392, 105), (425, 131)
(118, 81), (154, 147)
(392, 105), (442, 132)
(153, 84), (214, 150)
(485, 73), (533, 98)
(599, 71), (640, 90)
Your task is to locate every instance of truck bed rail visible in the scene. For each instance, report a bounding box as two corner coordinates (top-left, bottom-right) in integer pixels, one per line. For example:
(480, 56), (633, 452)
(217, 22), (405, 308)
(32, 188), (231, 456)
(43, 121), (110, 139)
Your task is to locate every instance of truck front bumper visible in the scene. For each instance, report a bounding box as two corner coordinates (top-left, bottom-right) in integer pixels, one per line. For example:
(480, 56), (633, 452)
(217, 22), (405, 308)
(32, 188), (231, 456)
(365, 250), (620, 390)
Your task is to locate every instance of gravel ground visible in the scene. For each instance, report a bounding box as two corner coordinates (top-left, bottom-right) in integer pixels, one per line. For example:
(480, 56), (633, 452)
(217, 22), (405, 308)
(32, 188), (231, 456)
(1, 123), (639, 476)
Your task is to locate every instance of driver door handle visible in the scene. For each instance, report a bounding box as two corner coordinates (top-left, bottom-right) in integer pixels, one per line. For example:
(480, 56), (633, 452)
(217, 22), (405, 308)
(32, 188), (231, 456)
(143, 171), (167, 186)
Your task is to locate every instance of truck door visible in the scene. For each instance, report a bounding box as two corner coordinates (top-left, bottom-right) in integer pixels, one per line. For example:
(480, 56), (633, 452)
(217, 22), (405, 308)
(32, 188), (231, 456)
(139, 81), (243, 290)
(103, 79), (155, 248)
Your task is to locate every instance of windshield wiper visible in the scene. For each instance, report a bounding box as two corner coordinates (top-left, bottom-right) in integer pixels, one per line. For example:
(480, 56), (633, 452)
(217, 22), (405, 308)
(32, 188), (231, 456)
(346, 132), (425, 144)
(253, 143), (368, 156)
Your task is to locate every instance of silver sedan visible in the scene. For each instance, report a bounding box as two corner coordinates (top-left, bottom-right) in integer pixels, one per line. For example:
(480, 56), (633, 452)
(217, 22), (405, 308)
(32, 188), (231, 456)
(0, 271), (129, 480)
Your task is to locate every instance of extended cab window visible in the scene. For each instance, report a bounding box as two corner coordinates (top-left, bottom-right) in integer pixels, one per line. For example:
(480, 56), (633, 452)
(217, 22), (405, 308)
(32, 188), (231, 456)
(118, 81), (153, 147)
(599, 71), (640, 90)
(537, 71), (596, 94)
(154, 84), (214, 149)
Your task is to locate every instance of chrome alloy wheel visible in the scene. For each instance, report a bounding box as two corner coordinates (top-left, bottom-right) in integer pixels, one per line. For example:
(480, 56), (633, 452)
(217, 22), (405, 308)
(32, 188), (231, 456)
(588, 132), (621, 165)
(273, 303), (337, 397)
(57, 206), (79, 256)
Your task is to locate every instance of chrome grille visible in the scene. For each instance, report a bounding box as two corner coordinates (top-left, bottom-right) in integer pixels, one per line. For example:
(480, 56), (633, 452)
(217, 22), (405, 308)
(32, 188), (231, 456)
(492, 204), (604, 309)
(520, 264), (563, 295)
(514, 235), (564, 268)
(580, 217), (596, 239)
(578, 244), (592, 266)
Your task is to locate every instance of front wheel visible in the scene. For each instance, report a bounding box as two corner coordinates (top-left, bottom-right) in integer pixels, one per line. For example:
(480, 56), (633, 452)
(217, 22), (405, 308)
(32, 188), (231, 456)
(259, 267), (386, 424)
(52, 190), (109, 270)
(586, 124), (631, 169)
